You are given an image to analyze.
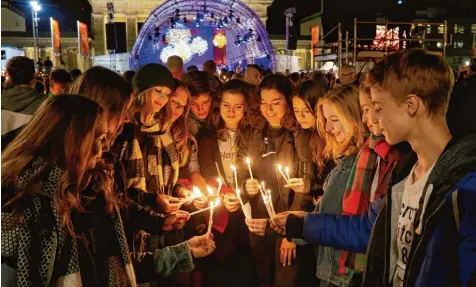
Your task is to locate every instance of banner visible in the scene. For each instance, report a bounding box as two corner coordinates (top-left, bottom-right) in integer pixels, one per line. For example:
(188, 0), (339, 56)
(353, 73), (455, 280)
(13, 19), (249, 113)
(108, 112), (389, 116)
(50, 18), (61, 67)
(213, 29), (226, 65)
(311, 26), (319, 57)
(77, 21), (90, 57)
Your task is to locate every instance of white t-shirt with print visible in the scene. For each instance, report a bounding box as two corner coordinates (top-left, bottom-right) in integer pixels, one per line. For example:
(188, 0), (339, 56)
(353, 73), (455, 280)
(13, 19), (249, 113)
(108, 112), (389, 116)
(218, 130), (237, 187)
(394, 163), (434, 287)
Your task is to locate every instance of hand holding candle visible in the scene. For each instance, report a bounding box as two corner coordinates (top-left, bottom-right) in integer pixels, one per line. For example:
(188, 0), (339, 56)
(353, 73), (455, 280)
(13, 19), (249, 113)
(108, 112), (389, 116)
(192, 186), (208, 210)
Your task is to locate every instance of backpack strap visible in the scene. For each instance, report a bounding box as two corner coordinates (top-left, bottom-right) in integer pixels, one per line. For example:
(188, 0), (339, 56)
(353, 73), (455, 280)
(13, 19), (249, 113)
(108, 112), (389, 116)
(452, 189), (460, 232)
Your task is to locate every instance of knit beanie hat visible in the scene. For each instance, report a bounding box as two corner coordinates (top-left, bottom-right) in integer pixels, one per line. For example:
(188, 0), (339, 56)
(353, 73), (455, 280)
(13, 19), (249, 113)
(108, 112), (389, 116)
(132, 63), (176, 93)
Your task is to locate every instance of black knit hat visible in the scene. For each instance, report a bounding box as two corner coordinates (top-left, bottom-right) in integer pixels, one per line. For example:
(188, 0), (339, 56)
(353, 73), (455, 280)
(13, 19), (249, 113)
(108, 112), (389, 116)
(132, 63), (176, 93)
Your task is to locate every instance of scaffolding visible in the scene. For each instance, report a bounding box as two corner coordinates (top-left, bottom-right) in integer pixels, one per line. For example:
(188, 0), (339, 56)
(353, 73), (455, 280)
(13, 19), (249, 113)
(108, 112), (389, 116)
(312, 18), (449, 72)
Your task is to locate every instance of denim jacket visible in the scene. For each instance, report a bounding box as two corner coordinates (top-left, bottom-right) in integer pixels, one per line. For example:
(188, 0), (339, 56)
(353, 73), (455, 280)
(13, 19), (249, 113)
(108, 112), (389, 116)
(315, 154), (357, 286)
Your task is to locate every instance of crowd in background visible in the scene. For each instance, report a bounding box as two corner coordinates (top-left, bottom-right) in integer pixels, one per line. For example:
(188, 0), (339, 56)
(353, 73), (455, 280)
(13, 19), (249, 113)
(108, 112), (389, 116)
(1, 50), (476, 287)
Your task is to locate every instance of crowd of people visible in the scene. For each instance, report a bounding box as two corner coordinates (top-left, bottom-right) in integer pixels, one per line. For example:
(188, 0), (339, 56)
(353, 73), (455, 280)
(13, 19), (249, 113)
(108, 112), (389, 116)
(1, 49), (476, 287)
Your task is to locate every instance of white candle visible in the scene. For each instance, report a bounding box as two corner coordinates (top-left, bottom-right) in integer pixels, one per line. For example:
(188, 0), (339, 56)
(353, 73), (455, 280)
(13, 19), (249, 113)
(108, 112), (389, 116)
(230, 164), (239, 191)
(267, 189), (276, 217)
(236, 188), (245, 208)
(277, 164), (290, 184)
(207, 201), (215, 234)
(246, 157), (254, 180)
(285, 166), (291, 181)
(216, 178), (223, 194)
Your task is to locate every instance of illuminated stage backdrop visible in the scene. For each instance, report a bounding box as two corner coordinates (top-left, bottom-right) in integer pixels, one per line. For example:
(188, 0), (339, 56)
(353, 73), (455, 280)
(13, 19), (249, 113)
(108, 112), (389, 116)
(130, 0), (276, 71)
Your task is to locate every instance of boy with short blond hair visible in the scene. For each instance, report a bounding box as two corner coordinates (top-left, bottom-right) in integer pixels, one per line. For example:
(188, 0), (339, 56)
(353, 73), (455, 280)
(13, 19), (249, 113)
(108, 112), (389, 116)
(273, 49), (476, 287)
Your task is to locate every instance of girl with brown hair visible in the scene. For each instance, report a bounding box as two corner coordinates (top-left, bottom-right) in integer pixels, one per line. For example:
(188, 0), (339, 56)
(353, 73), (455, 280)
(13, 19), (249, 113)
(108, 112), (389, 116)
(1, 95), (114, 285)
(197, 79), (262, 287)
(237, 74), (315, 287)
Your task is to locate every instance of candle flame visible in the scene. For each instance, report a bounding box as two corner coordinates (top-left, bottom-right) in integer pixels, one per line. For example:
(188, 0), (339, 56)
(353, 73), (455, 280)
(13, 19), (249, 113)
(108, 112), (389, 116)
(217, 177), (222, 184)
(277, 164), (283, 170)
(207, 185), (214, 195)
(192, 186), (201, 197)
(267, 189), (272, 194)
(230, 164), (236, 171)
(215, 198), (221, 205)
(246, 157), (251, 165)
(285, 166), (290, 173)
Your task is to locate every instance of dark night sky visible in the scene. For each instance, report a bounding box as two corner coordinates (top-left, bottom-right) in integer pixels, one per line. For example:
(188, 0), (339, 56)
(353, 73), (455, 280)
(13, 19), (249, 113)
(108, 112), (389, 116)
(6, 0), (474, 36)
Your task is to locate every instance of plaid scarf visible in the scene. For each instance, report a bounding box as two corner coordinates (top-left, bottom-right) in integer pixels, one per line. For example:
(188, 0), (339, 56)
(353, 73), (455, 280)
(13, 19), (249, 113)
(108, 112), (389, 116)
(118, 117), (180, 195)
(1, 157), (136, 287)
(338, 136), (401, 275)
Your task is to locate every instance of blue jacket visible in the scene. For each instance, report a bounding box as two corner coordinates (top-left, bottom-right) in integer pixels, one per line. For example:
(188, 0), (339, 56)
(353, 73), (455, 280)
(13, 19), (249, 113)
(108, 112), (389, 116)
(301, 134), (476, 287)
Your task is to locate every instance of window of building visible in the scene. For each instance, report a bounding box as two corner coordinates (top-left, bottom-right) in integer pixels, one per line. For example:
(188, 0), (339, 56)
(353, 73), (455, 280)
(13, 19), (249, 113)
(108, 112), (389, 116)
(438, 25), (445, 34)
(454, 24), (465, 34)
(437, 42), (443, 48)
(426, 25), (431, 34)
(454, 40), (464, 48)
(472, 24), (476, 34)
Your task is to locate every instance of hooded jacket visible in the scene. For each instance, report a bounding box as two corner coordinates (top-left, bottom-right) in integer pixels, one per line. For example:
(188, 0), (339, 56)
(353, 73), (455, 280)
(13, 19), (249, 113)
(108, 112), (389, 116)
(1, 86), (46, 115)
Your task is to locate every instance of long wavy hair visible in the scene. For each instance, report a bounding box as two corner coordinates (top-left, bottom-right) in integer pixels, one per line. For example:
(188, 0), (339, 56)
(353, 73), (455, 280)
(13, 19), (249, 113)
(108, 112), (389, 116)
(316, 85), (366, 171)
(293, 80), (327, 170)
(258, 74), (299, 131)
(208, 79), (263, 141)
(69, 66), (133, 144)
(1, 95), (107, 236)
(165, 79), (194, 167)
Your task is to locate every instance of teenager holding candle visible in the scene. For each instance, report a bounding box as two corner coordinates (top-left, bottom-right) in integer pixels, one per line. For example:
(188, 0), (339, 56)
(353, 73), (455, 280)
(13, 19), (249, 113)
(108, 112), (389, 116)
(198, 79), (261, 287)
(237, 74), (315, 287)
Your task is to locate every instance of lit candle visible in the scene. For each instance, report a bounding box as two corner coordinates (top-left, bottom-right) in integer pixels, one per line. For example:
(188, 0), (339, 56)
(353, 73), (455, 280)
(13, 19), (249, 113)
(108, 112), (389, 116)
(207, 198), (220, 234)
(261, 181), (266, 192)
(230, 164), (239, 191)
(267, 189), (276, 217)
(277, 164), (290, 184)
(206, 185), (214, 196)
(216, 178), (223, 194)
(285, 166), (291, 181)
(192, 186), (202, 200)
(245, 157), (254, 180)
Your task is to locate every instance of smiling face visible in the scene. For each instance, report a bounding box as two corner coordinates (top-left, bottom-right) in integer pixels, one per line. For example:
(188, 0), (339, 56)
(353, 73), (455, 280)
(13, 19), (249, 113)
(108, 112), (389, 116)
(190, 92), (212, 120)
(260, 89), (288, 128)
(371, 87), (412, 145)
(147, 86), (172, 113)
(220, 91), (245, 129)
(86, 116), (109, 170)
(167, 86), (189, 123)
(359, 91), (382, 136)
(292, 96), (315, 129)
(321, 101), (346, 144)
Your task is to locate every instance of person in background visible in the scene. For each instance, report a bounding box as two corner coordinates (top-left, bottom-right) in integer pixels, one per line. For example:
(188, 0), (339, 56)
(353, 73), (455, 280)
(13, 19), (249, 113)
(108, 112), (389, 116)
(35, 80), (45, 95)
(203, 60), (217, 77)
(244, 64), (262, 86)
(338, 64), (357, 86)
(70, 68), (82, 82)
(288, 73), (300, 88)
(48, 69), (72, 97)
(187, 65), (199, 73)
(182, 71), (215, 139)
(2, 56), (47, 135)
(43, 56), (53, 74)
(198, 79), (262, 287)
(167, 55), (184, 80)
(310, 71), (330, 93)
(121, 70), (136, 86)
